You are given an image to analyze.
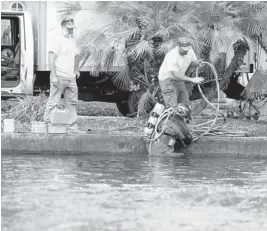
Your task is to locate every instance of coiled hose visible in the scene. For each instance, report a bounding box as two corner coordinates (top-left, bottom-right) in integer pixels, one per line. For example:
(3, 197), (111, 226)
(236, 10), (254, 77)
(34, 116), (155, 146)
(190, 61), (248, 141)
(190, 61), (223, 141)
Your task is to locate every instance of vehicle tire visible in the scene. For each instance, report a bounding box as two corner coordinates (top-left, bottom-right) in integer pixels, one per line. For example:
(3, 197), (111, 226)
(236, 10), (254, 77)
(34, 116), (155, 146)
(116, 91), (140, 117)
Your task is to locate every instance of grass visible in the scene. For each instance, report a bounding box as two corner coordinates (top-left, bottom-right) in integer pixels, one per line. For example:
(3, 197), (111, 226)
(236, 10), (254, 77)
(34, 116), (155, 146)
(1, 98), (267, 137)
(1, 98), (120, 117)
(76, 101), (120, 116)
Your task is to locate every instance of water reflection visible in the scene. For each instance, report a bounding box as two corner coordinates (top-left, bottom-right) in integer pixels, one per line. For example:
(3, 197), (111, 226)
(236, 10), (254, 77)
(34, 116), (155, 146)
(2, 153), (267, 231)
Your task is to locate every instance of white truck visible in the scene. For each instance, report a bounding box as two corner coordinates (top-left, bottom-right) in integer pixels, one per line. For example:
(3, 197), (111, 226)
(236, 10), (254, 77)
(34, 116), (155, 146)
(1, 1), (138, 116)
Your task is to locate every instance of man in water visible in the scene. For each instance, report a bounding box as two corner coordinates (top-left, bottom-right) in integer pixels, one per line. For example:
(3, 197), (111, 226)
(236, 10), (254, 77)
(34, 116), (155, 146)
(146, 103), (193, 156)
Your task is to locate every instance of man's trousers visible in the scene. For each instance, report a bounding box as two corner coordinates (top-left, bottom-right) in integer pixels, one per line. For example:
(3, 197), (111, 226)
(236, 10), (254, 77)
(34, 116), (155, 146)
(44, 78), (78, 125)
(159, 78), (190, 108)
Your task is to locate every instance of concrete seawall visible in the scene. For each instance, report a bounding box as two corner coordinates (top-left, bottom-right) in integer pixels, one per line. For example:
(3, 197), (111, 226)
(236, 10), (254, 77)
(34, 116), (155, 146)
(1, 133), (267, 157)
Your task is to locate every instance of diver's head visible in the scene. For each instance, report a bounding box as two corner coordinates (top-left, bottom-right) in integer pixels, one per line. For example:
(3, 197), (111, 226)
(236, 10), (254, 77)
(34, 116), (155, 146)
(176, 103), (192, 119)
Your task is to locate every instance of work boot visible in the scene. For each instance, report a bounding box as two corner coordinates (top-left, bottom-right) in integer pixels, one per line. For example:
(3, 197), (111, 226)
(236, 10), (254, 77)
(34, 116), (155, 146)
(67, 123), (86, 134)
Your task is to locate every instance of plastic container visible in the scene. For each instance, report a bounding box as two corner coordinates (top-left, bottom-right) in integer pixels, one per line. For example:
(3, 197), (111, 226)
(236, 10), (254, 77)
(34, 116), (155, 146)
(153, 103), (165, 115)
(3, 119), (15, 133)
(31, 121), (47, 133)
(50, 109), (69, 124)
(48, 124), (67, 134)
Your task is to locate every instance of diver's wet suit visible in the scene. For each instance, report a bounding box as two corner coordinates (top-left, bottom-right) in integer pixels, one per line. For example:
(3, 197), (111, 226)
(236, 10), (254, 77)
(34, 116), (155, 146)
(147, 113), (192, 155)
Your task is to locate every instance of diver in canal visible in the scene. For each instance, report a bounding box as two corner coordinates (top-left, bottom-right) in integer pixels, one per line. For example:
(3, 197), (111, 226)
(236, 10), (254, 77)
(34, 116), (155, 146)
(144, 103), (192, 155)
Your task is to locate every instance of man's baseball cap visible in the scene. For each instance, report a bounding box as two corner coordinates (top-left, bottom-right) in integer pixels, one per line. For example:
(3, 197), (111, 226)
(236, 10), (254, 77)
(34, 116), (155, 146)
(178, 37), (192, 51)
(61, 17), (76, 28)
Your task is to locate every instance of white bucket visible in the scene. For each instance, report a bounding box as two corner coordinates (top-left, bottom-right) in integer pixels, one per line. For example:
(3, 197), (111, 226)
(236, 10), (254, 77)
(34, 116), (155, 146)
(50, 109), (69, 124)
(3, 119), (15, 133)
(31, 121), (47, 133)
(48, 124), (67, 134)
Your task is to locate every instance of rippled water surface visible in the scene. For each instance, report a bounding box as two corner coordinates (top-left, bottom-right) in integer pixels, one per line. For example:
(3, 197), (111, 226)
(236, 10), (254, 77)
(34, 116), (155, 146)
(1, 153), (267, 231)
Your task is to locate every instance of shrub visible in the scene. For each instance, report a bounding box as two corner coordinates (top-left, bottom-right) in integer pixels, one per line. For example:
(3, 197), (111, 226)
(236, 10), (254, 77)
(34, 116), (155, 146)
(5, 93), (49, 123)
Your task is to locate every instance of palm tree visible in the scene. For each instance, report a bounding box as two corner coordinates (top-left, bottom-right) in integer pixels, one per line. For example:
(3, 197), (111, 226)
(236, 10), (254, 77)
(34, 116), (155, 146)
(57, 1), (267, 116)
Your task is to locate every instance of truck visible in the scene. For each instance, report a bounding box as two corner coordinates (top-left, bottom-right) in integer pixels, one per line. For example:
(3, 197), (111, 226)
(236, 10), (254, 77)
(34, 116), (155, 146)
(1, 1), (139, 116)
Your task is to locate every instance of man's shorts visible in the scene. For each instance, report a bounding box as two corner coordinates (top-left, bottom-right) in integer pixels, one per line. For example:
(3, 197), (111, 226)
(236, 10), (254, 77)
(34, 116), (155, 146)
(159, 78), (190, 108)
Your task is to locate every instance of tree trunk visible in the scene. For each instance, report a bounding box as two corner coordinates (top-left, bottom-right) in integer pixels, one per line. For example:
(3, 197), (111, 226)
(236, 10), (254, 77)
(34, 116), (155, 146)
(191, 89), (218, 116)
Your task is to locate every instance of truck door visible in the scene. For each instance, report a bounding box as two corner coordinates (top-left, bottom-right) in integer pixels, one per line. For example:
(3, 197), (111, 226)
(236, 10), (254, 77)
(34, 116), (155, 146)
(1, 12), (34, 96)
(18, 12), (34, 95)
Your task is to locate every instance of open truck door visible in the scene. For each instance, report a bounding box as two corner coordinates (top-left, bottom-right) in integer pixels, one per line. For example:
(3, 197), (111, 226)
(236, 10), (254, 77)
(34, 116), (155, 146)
(1, 11), (34, 98)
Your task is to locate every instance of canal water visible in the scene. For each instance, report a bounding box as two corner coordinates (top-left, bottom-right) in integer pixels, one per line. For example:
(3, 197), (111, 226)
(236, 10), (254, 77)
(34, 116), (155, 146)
(1, 153), (267, 231)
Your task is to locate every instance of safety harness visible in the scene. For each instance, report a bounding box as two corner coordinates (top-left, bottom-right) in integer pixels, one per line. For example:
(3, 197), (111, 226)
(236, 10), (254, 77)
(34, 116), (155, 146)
(144, 103), (192, 155)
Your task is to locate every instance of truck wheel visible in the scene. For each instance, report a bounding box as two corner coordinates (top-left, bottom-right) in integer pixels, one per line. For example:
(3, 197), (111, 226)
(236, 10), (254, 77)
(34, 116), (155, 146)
(116, 92), (140, 117)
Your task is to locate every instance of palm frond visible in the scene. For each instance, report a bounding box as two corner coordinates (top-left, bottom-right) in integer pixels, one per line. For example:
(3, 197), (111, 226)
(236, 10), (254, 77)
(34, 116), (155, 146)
(243, 2), (267, 12)
(239, 17), (264, 37)
(109, 27), (141, 45)
(198, 28), (213, 47)
(128, 40), (153, 61)
(172, 1), (197, 13)
(106, 2), (140, 22)
(112, 55), (131, 90)
(95, 1), (113, 13)
(137, 90), (155, 116)
(213, 52), (227, 76)
(103, 47), (116, 70)
(219, 16), (240, 29)
(77, 29), (103, 48)
(77, 29), (104, 67)
(155, 26), (172, 39)
(156, 39), (176, 56)
(57, 1), (81, 20)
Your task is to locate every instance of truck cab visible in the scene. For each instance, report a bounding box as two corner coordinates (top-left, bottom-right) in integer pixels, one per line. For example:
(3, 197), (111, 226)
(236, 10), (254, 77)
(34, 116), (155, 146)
(1, 10), (34, 98)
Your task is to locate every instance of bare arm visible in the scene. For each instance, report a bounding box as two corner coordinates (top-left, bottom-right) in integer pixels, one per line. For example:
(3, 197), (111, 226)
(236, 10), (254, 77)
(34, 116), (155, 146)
(49, 52), (59, 86)
(49, 52), (57, 77)
(74, 54), (79, 73)
(171, 71), (204, 84)
(74, 54), (80, 78)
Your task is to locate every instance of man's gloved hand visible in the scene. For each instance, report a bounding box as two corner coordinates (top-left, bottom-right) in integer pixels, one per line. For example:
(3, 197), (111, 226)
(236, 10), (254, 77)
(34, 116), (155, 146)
(183, 134), (193, 146)
(195, 59), (205, 67)
(192, 76), (204, 84)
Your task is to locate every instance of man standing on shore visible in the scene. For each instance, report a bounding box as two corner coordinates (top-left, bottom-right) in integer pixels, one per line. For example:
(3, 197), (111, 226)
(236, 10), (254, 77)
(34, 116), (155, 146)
(158, 37), (204, 108)
(44, 16), (83, 133)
